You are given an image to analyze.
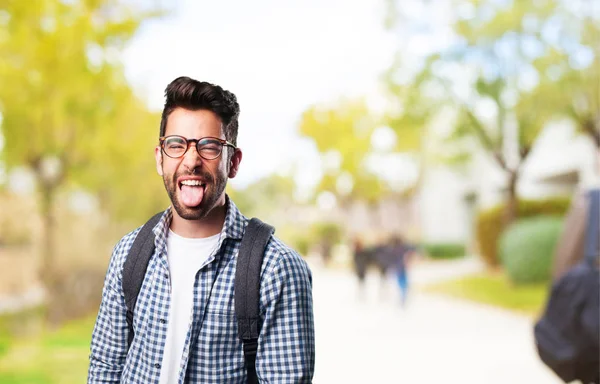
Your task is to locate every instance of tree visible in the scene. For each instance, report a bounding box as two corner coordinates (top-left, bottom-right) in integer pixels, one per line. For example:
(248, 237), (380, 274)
(385, 0), (599, 224)
(72, 89), (168, 227)
(298, 98), (388, 206)
(0, 0), (164, 283)
(382, 59), (442, 198)
(227, 173), (296, 224)
(526, 1), (600, 149)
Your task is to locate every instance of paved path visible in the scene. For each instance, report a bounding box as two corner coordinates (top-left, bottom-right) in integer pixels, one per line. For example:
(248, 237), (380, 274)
(308, 257), (562, 383)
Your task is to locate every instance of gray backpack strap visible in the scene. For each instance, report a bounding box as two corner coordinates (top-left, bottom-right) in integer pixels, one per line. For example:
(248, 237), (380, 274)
(122, 211), (163, 350)
(584, 189), (600, 265)
(235, 218), (275, 384)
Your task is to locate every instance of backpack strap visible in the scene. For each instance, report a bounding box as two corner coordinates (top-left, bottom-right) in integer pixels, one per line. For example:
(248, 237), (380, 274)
(584, 189), (600, 265)
(122, 211), (163, 350)
(235, 218), (275, 384)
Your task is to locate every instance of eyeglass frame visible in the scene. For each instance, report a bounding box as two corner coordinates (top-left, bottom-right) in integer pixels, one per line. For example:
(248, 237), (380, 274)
(159, 135), (237, 160)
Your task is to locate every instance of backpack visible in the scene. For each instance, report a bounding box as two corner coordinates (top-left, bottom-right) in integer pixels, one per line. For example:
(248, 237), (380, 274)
(122, 213), (274, 384)
(534, 189), (600, 384)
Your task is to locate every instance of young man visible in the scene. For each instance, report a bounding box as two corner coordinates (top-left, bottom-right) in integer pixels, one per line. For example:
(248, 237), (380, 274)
(87, 77), (315, 383)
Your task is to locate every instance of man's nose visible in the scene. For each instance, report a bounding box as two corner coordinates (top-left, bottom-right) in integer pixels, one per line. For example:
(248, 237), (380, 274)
(182, 142), (203, 169)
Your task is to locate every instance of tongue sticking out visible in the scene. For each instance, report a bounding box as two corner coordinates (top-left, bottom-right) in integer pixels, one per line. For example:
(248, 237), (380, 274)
(180, 185), (204, 207)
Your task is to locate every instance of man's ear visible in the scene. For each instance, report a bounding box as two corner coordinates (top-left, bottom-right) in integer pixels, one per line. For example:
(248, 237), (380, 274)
(228, 148), (243, 178)
(155, 146), (164, 176)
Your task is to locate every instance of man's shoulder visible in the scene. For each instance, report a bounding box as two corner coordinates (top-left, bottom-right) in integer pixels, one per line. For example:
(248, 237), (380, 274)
(109, 226), (144, 270)
(110, 210), (169, 268)
(262, 235), (312, 280)
(263, 235), (298, 257)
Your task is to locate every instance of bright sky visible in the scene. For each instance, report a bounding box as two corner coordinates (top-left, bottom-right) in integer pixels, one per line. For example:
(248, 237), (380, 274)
(122, 0), (396, 190)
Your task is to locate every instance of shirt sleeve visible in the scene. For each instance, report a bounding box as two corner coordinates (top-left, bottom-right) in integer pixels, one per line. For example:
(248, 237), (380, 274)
(256, 250), (315, 383)
(87, 240), (130, 384)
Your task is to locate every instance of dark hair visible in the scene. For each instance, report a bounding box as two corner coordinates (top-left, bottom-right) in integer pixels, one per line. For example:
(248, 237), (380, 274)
(159, 76), (240, 146)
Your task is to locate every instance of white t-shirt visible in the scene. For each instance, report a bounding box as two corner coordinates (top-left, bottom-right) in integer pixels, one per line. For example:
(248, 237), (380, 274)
(158, 230), (220, 384)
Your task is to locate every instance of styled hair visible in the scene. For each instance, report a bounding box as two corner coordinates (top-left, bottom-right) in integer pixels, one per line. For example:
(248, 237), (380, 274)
(159, 76), (240, 146)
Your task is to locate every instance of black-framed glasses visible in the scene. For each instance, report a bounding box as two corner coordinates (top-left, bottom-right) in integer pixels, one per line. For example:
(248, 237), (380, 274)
(159, 135), (236, 160)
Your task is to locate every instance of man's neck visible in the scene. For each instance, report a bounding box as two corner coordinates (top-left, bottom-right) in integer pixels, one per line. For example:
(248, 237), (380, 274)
(170, 202), (227, 239)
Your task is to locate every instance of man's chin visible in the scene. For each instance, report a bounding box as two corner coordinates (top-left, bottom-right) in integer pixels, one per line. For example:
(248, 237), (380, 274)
(172, 202), (208, 221)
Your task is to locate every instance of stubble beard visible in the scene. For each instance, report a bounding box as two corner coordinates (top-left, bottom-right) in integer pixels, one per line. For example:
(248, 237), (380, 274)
(163, 169), (228, 221)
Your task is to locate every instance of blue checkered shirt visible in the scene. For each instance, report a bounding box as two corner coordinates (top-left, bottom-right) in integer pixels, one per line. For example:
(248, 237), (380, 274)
(88, 199), (315, 383)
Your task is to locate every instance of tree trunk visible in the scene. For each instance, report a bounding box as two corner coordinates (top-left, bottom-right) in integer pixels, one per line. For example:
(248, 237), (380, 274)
(583, 119), (600, 149)
(38, 182), (57, 288)
(504, 169), (519, 227)
(31, 157), (64, 289)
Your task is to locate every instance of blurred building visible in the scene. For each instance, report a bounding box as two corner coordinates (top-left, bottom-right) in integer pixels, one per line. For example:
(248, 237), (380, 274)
(414, 122), (599, 251)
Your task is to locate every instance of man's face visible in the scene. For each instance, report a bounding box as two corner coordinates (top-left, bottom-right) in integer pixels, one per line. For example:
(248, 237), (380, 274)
(155, 108), (242, 221)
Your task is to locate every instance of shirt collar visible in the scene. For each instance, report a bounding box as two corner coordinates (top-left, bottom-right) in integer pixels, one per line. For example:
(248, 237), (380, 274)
(152, 194), (246, 250)
(221, 195), (246, 241)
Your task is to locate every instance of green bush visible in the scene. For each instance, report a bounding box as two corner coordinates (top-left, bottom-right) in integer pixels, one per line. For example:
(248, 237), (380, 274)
(499, 216), (563, 285)
(475, 197), (570, 267)
(0, 314), (95, 383)
(421, 243), (465, 259)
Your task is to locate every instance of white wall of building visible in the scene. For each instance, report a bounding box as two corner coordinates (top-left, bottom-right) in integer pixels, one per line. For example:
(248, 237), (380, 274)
(414, 123), (599, 246)
(416, 166), (473, 243)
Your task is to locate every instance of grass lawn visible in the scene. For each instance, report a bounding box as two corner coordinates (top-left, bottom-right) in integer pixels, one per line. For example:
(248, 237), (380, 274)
(0, 314), (96, 384)
(422, 271), (551, 317)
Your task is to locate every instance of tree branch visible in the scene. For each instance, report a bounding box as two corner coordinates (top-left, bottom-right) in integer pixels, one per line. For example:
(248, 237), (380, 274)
(437, 76), (508, 170)
(463, 104), (508, 170)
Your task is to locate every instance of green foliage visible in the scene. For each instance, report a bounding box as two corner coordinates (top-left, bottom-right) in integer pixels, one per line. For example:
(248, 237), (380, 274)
(424, 271), (549, 316)
(84, 103), (169, 223)
(227, 174), (296, 221)
(0, 0), (161, 171)
(0, 0), (166, 208)
(442, 0), (600, 150)
(0, 314), (95, 384)
(298, 99), (391, 203)
(311, 221), (343, 245)
(0, 1), (168, 278)
(0, 341), (8, 361)
(499, 216), (563, 285)
(0, 319), (12, 359)
(291, 235), (311, 257)
(475, 197), (570, 266)
(0, 305), (45, 359)
(382, 62), (436, 153)
(421, 242), (465, 260)
(276, 226), (311, 257)
(385, 0), (600, 229)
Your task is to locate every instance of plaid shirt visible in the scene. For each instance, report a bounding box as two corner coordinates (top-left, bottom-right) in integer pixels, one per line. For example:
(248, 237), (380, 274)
(88, 198), (315, 383)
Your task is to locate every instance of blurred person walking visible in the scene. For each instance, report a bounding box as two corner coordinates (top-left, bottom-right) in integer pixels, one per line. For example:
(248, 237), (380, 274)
(390, 235), (418, 307)
(87, 77), (315, 384)
(351, 236), (390, 299)
(352, 237), (369, 298)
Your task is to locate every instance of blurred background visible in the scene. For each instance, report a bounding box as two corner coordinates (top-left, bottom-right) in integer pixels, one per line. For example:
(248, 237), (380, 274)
(0, 0), (598, 382)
